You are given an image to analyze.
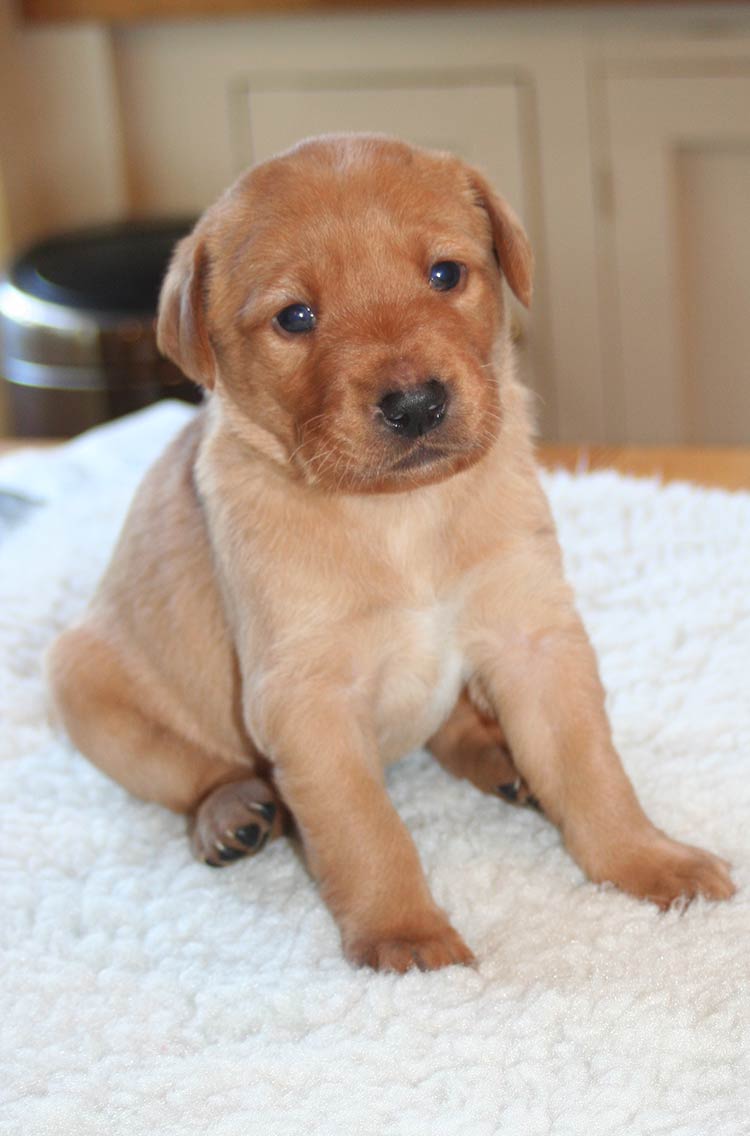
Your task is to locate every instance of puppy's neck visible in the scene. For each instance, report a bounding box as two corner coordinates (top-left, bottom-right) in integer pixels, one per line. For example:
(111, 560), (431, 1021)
(206, 392), (292, 473)
(199, 393), (495, 547)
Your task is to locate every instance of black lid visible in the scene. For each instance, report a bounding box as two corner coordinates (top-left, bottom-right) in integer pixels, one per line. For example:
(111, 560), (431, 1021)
(10, 220), (195, 314)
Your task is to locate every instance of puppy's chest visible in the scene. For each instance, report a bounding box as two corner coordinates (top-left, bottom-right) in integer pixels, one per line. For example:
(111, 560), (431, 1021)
(349, 509), (471, 761)
(369, 587), (467, 763)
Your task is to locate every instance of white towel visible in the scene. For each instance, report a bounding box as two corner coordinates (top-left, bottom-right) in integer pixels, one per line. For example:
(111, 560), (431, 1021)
(1, 402), (748, 1136)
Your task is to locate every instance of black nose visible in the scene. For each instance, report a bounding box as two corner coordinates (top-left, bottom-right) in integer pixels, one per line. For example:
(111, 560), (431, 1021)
(378, 379), (447, 439)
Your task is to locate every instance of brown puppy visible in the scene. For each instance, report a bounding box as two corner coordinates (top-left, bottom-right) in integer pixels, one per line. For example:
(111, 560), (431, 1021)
(47, 135), (735, 972)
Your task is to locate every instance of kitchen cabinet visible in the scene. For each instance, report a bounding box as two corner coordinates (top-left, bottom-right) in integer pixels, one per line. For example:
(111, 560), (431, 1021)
(600, 68), (750, 443)
(2, 4), (749, 442)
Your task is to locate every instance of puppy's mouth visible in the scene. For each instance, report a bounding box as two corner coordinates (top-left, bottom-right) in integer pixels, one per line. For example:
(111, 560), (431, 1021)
(376, 435), (490, 489)
(390, 442), (455, 472)
(300, 434), (487, 494)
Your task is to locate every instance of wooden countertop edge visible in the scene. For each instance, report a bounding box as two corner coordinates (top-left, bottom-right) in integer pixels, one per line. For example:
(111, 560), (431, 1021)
(537, 445), (750, 492)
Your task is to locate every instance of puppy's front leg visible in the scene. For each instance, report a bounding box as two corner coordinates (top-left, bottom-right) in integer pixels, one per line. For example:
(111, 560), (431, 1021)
(259, 692), (474, 972)
(469, 569), (735, 909)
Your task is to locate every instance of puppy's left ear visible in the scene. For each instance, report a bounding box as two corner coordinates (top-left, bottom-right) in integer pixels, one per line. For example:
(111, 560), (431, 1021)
(468, 170), (534, 309)
(157, 230), (217, 388)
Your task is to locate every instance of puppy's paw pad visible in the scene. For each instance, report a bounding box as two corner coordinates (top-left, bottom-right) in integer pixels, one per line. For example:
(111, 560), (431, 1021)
(190, 778), (284, 868)
(346, 924), (475, 973)
(234, 822), (264, 848)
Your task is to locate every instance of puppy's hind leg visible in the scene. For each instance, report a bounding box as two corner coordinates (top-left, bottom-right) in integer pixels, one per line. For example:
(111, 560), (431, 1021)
(428, 690), (542, 811)
(46, 626), (289, 862)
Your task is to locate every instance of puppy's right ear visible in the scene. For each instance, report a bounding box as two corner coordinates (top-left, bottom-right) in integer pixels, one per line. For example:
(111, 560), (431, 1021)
(467, 168), (534, 310)
(157, 232), (216, 388)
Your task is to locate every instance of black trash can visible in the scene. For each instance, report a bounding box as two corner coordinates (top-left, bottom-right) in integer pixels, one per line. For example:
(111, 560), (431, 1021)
(0, 220), (202, 437)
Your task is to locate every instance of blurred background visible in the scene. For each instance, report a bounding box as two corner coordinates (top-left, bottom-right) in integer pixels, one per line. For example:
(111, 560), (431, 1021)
(0, 0), (749, 444)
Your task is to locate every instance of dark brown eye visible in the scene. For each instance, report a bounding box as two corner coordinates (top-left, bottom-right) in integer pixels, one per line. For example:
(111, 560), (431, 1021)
(275, 303), (316, 334)
(428, 261), (463, 291)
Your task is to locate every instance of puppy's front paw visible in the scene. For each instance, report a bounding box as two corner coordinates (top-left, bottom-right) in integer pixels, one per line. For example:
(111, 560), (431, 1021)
(594, 835), (736, 910)
(345, 919), (475, 973)
(190, 776), (288, 867)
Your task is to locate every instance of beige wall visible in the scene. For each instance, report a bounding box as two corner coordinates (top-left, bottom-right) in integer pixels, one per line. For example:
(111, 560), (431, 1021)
(0, 0), (125, 257)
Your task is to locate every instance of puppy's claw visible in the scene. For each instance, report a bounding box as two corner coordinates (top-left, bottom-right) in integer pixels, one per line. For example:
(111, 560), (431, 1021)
(249, 801), (277, 825)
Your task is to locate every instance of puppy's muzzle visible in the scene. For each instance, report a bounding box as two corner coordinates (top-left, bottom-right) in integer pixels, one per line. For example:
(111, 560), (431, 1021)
(377, 379), (448, 439)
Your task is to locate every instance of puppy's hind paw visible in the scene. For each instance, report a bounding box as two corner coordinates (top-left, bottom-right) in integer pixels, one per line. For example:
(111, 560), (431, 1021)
(189, 776), (288, 867)
(497, 776), (543, 813)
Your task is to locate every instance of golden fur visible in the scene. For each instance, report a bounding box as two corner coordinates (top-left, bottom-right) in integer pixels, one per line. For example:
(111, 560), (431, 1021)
(47, 135), (735, 972)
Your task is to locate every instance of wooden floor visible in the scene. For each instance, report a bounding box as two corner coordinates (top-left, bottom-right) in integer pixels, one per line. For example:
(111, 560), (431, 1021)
(1, 437), (749, 492)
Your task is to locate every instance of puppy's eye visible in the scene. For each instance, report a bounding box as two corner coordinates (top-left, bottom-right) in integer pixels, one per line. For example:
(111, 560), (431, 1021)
(275, 303), (317, 334)
(428, 261), (464, 292)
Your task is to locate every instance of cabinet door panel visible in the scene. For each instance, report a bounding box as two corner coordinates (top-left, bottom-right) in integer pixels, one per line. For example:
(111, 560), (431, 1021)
(603, 72), (750, 444)
(677, 146), (750, 445)
(238, 77), (525, 211)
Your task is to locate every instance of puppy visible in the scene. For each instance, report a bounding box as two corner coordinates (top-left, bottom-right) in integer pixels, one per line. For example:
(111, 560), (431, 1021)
(47, 134), (735, 972)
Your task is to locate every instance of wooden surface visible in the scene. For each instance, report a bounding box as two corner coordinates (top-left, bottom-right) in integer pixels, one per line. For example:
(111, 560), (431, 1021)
(0, 439), (60, 457)
(538, 445), (750, 492)
(1, 437), (748, 491)
(21, 0), (746, 22)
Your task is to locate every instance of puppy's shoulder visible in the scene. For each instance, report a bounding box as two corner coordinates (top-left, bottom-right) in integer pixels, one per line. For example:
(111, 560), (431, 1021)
(153, 405), (208, 488)
(104, 407), (209, 571)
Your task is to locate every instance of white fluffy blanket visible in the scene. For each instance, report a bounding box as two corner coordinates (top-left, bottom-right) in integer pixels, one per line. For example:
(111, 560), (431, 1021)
(1, 403), (748, 1135)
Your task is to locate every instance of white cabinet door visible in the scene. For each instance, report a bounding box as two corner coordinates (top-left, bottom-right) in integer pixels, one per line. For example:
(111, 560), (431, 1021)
(601, 70), (750, 444)
(235, 72), (526, 206)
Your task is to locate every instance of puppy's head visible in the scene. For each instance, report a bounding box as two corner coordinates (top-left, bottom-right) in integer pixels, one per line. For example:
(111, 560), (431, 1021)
(158, 134), (532, 493)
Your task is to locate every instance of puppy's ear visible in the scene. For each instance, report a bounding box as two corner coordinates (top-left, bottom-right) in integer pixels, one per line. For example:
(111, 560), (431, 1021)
(157, 232), (216, 388)
(468, 170), (534, 309)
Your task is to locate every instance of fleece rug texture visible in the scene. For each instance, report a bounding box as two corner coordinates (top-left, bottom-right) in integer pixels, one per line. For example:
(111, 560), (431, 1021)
(1, 402), (748, 1136)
